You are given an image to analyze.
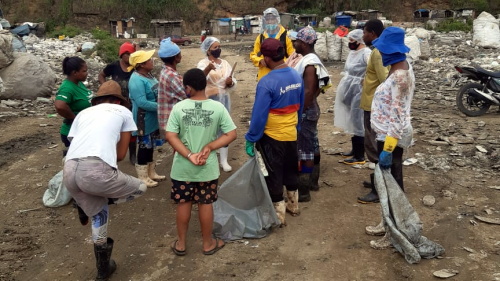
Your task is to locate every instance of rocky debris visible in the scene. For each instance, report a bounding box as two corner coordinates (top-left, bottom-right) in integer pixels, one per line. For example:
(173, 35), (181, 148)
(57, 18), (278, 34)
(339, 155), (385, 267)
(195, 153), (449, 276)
(422, 195), (436, 206)
(433, 269), (459, 278)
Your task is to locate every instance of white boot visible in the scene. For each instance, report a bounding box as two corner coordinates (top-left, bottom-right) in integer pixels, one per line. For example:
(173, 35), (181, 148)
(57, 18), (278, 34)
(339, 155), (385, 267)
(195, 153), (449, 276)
(285, 190), (300, 216)
(219, 147), (232, 172)
(273, 201), (286, 226)
(147, 162), (166, 181)
(135, 164), (158, 188)
(365, 219), (385, 236)
(370, 232), (392, 250)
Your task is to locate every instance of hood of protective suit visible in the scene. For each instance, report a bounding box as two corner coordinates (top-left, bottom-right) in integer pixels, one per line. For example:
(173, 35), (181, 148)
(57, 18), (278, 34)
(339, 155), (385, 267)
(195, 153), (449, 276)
(262, 7), (281, 34)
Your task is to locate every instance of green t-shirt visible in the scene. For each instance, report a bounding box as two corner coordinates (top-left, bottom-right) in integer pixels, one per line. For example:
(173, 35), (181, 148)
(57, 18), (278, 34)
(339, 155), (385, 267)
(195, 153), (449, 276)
(166, 99), (237, 182)
(55, 79), (93, 135)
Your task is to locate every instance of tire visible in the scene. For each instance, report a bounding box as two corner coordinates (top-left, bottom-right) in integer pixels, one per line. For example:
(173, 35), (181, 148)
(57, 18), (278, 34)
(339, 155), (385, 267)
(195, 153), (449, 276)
(183, 41), (190, 46)
(456, 83), (491, 117)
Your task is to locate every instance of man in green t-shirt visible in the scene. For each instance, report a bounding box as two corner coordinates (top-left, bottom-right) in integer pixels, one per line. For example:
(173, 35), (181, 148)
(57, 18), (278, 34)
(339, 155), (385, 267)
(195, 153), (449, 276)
(166, 68), (236, 256)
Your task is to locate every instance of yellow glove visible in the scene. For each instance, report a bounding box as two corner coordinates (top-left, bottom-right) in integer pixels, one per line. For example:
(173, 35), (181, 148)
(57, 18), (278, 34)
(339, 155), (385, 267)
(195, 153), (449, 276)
(383, 136), (398, 152)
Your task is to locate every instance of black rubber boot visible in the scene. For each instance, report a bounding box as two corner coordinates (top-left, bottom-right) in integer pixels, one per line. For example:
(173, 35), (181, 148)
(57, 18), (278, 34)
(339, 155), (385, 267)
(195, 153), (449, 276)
(128, 142), (137, 165)
(94, 238), (117, 281)
(77, 205), (89, 226)
(343, 136), (366, 165)
(297, 173), (311, 202)
(362, 173), (375, 189)
(357, 188), (379, 204)
(309, 154), (320, 191)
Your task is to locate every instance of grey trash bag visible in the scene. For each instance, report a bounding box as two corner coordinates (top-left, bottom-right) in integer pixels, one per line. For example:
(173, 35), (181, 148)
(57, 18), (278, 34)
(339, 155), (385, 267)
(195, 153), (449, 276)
(43, 170), (72, 207)
(213, 157), (280, 240)
(374, 165), (445, 264)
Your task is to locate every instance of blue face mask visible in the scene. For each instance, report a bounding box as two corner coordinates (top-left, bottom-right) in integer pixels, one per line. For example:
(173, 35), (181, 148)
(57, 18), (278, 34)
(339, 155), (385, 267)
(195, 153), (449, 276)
(266, 24), (278, 31)
(381, 52), (407, 67)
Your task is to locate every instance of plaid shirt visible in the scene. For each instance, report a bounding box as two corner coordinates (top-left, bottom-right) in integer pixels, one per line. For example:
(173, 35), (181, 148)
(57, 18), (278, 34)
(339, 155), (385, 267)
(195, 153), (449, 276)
(158, 65), (187, 132)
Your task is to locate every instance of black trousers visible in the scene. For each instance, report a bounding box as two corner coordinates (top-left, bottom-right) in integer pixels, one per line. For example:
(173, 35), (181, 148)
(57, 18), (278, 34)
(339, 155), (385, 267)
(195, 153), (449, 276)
(377, 141), (404, 191)
(257, 134), (298, 202)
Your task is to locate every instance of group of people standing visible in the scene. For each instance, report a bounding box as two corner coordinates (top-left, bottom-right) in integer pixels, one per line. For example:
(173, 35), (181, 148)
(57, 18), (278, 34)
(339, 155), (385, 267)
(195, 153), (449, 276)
(53, 6), (415, 279)
(249, 9), (416, 250)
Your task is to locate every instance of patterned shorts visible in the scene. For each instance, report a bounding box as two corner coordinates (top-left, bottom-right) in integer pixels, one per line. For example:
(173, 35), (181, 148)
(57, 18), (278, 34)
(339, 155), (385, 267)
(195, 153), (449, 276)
(170, 179), (218, 204)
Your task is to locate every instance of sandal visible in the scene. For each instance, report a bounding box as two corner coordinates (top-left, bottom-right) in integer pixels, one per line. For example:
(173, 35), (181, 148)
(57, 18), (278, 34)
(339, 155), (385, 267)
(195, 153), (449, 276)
(202, 238), (225, 255)
(171, 240), (186, 256)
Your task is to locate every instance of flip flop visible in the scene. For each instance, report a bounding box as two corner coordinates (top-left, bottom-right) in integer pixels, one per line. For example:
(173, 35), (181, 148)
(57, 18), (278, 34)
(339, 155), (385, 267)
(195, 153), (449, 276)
(203, 238), (225, 255)
(171, 240), (186, 256)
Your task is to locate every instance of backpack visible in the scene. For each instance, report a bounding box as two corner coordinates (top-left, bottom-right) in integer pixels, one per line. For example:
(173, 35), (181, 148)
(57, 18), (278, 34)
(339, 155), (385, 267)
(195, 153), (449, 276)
(259, 31), (289, 58)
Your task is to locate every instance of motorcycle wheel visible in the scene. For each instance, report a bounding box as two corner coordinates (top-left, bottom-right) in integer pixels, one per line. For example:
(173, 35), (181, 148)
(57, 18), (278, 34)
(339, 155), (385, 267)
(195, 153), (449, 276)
(456, 83), (491, 117)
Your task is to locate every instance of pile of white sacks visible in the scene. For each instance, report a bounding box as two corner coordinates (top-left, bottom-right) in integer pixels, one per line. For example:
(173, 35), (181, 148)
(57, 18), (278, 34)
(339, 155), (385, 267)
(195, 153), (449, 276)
(314, 11), (500, 63)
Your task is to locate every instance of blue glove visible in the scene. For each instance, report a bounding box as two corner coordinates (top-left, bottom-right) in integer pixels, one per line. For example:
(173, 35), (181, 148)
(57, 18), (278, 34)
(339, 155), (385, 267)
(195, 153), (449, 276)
(245, 140), (255, 157)
(379, 151), (393, 169)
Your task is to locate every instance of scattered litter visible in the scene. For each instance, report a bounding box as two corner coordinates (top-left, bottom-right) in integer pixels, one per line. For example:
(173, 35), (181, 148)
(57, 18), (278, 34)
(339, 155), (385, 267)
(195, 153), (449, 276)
(271, 262), (284, 266)
(475, 145), (487, 153)
(433, 269), (458, 278)
(39, 124), (48, 127)
(489, 186), (500, 190)
(48, 144), (58, 149)
(474, 215), (500, 225)
(462, 246), (474, 253)
(403, 158), (418, 166)
(17, 207), (43, 213)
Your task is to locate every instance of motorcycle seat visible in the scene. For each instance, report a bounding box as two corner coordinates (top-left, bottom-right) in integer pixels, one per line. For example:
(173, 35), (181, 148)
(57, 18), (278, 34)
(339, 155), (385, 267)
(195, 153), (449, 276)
(476, 66), (500, 78)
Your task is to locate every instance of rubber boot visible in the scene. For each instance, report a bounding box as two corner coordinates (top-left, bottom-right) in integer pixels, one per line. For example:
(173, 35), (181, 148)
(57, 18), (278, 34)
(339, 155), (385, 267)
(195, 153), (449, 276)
(362, 173), (375, 189)
(219, 147), (232, 172)
(128, 142), (137, 165)
(297, 173), (311, 202)
(343, 136), (366, 165)
(273, 200), (286, 226)
(366, 219), (385, 236)
(341, 137), (353, 158)
(135, 164), (158, 188)
(370, 232), (392, 250)
(357, 188), (379, 204)
(285, 190), (300, 216)
(94, 237), (117, 281)
(76, 204), (89, 226)
(309, 154), (321, 191)
(147, 162), (166, 181)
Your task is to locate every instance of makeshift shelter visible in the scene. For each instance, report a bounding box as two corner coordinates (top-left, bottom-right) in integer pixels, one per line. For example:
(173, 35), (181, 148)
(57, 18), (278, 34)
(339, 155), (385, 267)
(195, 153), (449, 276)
(230, 17), (244, 34)
(208, 18), (231, 35)
(456, 8), (475, 19)
(109, 17), (135, 38)
(280, 13), (298, 30)
(414, 9), (430, 22)
(245, 15), (261, 34)
(299, 14), (318, 27)
(150, 19), (183, 38)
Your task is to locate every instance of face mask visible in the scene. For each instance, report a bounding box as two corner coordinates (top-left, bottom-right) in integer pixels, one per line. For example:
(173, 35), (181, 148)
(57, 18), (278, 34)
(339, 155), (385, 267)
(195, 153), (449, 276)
(266, 24), (278, 31)
(381, 52), (407, 67)
(210, 49), (222, 58)
(348, 42), (360, 50)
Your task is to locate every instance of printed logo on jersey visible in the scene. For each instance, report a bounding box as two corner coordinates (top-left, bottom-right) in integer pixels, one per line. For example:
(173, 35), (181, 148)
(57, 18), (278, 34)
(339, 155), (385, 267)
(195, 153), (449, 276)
(280, 82), (302, 95)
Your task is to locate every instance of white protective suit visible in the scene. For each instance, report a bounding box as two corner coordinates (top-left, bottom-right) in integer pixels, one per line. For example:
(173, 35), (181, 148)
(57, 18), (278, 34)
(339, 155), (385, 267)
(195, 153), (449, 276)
(334, 47), (371, 136)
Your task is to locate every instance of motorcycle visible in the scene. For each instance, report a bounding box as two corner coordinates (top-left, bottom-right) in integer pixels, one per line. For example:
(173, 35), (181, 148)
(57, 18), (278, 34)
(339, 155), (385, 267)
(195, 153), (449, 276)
(453, 63), (500, 116)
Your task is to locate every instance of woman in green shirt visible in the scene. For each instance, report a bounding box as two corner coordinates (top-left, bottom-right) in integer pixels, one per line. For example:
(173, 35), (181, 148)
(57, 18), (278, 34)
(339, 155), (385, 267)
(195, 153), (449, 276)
(54, 57), (92, 156)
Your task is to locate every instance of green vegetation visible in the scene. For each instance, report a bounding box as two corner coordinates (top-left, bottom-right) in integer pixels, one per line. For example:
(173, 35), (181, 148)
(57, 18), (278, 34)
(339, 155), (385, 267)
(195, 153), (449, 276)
(47, 25), (82, 38)
(431, 18), (473, 32)
(91, 28), (121, 63)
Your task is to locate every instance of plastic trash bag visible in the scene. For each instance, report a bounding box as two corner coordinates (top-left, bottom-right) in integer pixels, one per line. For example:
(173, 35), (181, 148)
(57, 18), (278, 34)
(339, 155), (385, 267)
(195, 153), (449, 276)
(213, 157), (280, 240)
(43, 170), (72, 207)
(374, 165), (445, 264)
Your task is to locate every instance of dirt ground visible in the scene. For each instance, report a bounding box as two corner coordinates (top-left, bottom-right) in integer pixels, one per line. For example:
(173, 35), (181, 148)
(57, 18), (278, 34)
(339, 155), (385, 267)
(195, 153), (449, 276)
(1, 35), (499, 281)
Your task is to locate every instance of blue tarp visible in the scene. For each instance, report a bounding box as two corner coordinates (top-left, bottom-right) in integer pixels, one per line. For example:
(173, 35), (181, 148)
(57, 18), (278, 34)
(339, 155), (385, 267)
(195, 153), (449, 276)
(218, 18), (231, 22)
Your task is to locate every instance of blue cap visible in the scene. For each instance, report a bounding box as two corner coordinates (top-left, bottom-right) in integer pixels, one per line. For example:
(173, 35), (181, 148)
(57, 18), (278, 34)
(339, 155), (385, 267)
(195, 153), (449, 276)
(158, 37), (181, 58)
(372, 27), (410, 54)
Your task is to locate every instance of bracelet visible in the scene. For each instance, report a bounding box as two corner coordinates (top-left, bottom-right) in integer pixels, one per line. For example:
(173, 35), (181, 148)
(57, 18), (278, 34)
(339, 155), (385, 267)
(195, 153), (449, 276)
(187, 152), (193, 159)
